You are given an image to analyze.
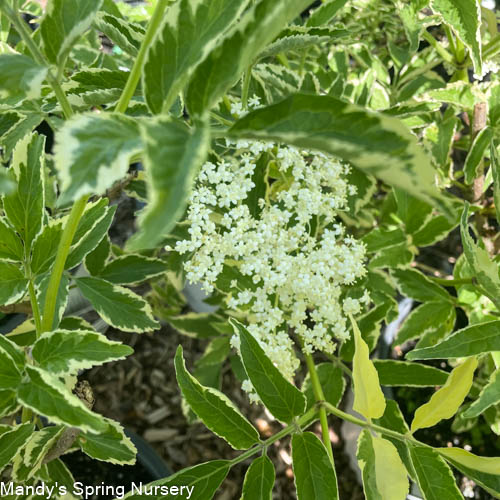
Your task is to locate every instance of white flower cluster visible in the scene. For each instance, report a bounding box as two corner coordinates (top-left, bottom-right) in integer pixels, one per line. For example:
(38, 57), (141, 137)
(175, 100), (367, 386)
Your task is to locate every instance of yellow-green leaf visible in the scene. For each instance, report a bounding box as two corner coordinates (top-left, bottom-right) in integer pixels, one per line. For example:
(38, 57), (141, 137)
(437, 447), (500, 476)
(351, 314), (386, 420)
(411, 357), (478, 433)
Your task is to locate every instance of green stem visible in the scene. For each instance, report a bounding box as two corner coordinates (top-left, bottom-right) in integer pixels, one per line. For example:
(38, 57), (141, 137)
(40, 196), (88, 334)
(27, 280), (42, 334)
(115, 0), (168, 114)
(0, 2), (74, 118)
(228, 406), (318, 467)
(325, 353), (353, 378)
(241, 66), (253, 110)
(322, 402), (429, 448)
(443, 25), (456, 57)
(422, 31), (454, 64)
(303, 350), (335, 464)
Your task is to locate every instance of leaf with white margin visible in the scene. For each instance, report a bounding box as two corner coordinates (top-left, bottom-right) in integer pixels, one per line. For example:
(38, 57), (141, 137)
(0, 262), (28, 306)
(0, 218), (23, 262)
(411, 357), (477, 432)
(12, 425), (64, 481)
(0, 54), (48, 101)
(175, 345), (260, 450)
(17, 365), (108, 433)
(437, 447), (500, 476)
(460, 202), (500, 310)
(75, 276), (159, 332)
(0, 349), (22, 390)
(0, 422), (34, 474)
(463, 368), (500, 418)
(127, 116), (209, 251)
(79, 418), (137, 465)
(3, 133), (46, 250)
(0, 324), (26, 370)
(98, 254), (167, 284)
(229, 94), (453, 218)
(40, 0), (103, 66)
(0, 390), (19, 418)
(357, 429), (409, 500)
(32, 329), (133, 376)
(408, 445), (463, 500)
(430, 0), (482, 76)
(143, 0), (250, 113)
(54, 113), (142, 204)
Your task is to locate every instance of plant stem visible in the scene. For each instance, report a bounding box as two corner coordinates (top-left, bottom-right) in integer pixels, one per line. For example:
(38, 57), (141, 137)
(27, 280), (42, 334)
(0, 1), (74, 119)
(228, 406), (318, 467)
(241, 66), (253, 110)
(325, 353), (353, 378)
(322, 402), (428, 448)
(303, 350), (335, 464)
(40, 196), (88, 334)
(429, 276), (473, 286)
(115, 0), (168, 114)
(422, 31), (454, 64)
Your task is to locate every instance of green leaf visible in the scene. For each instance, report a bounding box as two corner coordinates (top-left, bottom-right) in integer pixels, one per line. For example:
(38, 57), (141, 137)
(464, 127), (493, 185)
(257, 33), (334, 62)
(40, 0), (103, 66)
(393, 301), (455, 346)
(463, 368), (500, 418)
(241, 455), (275, 500)
(0, 169), (15, 195)
(437, 447), (500, 475)
(0, 333), (25, 371)
(13, 425), (64, 481)
(362, 228), (406, 253)
(426, 81), (478, 109)
(0, 262), (28, 306)
(393, 188), (433, 235)
(79, 418), (136, 465)
(3, 133), (45, 250)
(357, 430), (409, 500)
(0, 349), (22, 390)
(231, 319), (306, 423)
(143, 0), (249, 113)
(54, 113), (142, 204)
(438, 452), (500, 497)
(303, 363), (345, 410)
(229, 94), (453, 216)
(424, 117), (457, 168)
(391, 268), (452, 303)
(430, 0), (482, 75)
(409, 445), (462, 500)
(0, 423), (34, 474)
(460, 202), (500, 310)
(17, 365), (107, 434)
(98, 254), (167, 284)
(410, 357), (477, 432)
(407, 320), (500, 360)
(167, 313), (222, 338)
(491, 142), (500, 225)
(94, 13), (145, 57)
(306, 0), (347, 27)
(0, 390), (20, 418)
(351, 315), (386, 420)
(0, 111), (44, 161)
(373, 400), (415, 480)
(32, 329), (133, 376)
(292, 432), (339, 500)
(0, 218), (23, 261)
(30, 221), (63, 275)
(369, 243), (413, 270)
(174, 345), (259, 449)
(0, 54), (48, 101)
(66, 201), (116, 270)
(186, 0), (311, 116)
(75, 276), (159, 333)
(123, 460), (230, 500)
(127, 117), (209, 251)
(84, 235), (111, 275)
(373, 360), (448, 387)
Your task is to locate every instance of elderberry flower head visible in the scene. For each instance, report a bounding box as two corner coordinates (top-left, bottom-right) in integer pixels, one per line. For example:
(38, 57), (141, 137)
(175, 98), (367, 390)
